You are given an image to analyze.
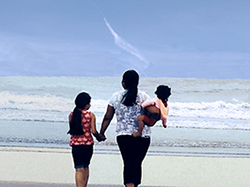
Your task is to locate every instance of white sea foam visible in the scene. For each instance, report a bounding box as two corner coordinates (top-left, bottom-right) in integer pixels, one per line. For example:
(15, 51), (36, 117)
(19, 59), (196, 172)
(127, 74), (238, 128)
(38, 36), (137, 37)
(1, 90), (249, 129)
(0, 91), (72, 112)
(1, 76), (250, 151)
(170, 100), (250, 120)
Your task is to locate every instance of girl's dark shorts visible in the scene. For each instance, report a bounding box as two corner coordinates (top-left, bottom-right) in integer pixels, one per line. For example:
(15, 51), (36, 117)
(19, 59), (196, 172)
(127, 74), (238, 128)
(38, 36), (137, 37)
(72, 144), (93, 169)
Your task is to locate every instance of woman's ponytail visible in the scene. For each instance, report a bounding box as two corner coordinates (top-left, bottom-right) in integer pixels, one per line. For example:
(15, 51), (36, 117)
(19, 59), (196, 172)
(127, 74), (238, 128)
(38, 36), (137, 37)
(121, 70), (139, 106)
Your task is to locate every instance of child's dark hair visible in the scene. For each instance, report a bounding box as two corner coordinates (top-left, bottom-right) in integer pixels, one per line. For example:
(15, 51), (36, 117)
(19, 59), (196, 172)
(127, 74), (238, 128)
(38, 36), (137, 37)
(74, 92), (91, 110)
(121, 70), (139, 106)
(155, 85), (171, 103)
(68, 92), (91, 135)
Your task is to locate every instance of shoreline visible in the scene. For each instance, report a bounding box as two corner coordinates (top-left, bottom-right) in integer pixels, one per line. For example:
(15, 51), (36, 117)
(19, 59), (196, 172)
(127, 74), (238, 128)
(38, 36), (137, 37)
(1, 144), (250, 158)
(0, 181), (126, 187)
(1, 146), (250, 187)
(1, 120), (250, 158)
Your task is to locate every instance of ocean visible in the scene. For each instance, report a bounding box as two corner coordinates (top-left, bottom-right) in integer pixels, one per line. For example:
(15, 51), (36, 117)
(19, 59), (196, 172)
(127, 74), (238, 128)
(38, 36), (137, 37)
(0, 76), (250, 157)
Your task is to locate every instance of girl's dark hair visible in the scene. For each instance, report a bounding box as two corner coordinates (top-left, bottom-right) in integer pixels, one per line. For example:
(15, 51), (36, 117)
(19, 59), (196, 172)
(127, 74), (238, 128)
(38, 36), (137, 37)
(121, 70), (139, 106)
(155, 85), (171, 103)
(68, 92), (91, 135)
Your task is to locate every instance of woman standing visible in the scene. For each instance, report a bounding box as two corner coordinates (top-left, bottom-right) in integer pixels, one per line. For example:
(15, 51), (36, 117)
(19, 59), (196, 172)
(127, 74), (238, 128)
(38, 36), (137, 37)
(99, 70), (151, 187)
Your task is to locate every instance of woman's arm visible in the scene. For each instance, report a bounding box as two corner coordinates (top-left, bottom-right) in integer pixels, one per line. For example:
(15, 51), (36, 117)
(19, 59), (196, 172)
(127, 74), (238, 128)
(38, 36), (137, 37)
(100, 105), (115, 136)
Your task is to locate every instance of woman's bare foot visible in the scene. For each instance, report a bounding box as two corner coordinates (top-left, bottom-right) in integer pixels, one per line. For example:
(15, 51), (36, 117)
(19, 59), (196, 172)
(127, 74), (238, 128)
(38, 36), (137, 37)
(132, 131), (142, 137)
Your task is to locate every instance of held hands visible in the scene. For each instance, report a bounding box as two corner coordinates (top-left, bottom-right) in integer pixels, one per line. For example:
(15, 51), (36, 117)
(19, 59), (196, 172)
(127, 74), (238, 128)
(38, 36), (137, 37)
(93, 132), (106, 142)
(99, 133), (107, 142)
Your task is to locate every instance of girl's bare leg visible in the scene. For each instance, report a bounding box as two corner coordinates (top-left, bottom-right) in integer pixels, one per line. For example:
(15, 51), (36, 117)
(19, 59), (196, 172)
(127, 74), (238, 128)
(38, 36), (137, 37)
(75, 167), (89, 187)
(126, 183), (135, 187)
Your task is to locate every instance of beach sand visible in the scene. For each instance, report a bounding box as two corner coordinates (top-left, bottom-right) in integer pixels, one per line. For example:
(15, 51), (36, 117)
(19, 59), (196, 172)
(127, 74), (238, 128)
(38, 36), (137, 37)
(1, 147), (250, 187)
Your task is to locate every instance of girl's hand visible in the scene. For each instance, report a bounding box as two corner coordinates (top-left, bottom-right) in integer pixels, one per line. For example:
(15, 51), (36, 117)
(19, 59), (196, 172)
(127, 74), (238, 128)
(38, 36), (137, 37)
(99, 134), (107, 142)
(93, 132), (107, 142)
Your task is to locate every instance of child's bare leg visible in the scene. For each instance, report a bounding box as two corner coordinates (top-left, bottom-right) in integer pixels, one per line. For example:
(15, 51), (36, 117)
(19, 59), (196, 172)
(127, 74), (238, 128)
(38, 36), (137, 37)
(126, 183), (135, 187)
(75, 167), (89, 187)
(133, 115), (144, 137)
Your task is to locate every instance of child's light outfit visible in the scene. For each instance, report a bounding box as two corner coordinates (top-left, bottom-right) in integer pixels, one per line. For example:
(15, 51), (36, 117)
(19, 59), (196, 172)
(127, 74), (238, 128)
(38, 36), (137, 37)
(141, 97), (169, 126)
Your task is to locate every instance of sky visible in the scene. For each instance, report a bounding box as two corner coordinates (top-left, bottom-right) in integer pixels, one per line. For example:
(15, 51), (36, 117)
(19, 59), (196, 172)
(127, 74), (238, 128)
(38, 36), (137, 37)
(0, 0), (250, 79)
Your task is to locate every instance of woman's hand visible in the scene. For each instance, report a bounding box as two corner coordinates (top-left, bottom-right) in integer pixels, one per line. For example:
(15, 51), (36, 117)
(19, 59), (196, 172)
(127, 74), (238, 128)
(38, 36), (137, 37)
(99, 133), (107, 142)
(93, 132), (107, 142)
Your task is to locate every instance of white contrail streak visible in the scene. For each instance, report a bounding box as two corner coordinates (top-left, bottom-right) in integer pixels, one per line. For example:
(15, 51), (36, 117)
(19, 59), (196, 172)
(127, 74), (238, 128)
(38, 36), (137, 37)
(103, 18), (149, 67)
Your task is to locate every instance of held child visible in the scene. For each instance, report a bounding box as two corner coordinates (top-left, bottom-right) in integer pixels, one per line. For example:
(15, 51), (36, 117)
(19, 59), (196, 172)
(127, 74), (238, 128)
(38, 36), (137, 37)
(67, 92), (105, 187)
(133, 85), (171, 137)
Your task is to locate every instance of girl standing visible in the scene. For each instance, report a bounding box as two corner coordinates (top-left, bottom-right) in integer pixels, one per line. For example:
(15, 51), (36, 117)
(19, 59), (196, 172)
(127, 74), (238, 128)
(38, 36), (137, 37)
(68, 92), (103, 187)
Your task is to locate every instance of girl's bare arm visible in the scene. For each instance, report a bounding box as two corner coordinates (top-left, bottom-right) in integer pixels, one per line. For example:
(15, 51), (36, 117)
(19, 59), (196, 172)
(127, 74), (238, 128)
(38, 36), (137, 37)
(91, 112), (97, 134)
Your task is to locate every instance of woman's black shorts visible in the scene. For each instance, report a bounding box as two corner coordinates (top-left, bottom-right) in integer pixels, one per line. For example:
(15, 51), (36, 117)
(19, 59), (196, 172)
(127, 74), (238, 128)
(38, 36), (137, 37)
(72, 144), (93, 169)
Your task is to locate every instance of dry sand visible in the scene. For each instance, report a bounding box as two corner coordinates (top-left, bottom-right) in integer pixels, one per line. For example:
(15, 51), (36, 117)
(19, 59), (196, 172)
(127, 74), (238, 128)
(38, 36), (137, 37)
(1, 146), (250, 187)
